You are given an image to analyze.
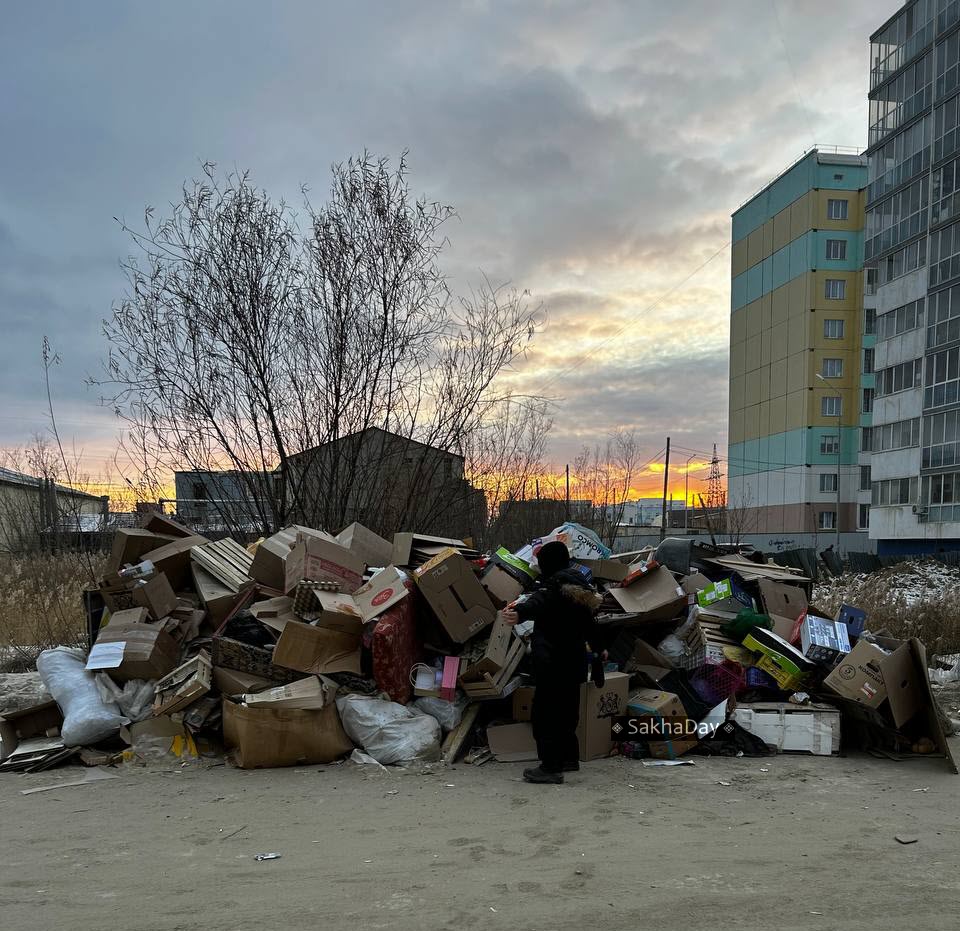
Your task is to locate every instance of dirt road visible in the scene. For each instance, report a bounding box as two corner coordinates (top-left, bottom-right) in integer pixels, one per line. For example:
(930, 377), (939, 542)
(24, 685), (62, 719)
(3, 749), (959, 931)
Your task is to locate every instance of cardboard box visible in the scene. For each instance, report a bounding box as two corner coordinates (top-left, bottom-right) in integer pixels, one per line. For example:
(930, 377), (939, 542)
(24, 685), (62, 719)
(732, 701), (841, 756)
(131, 572), (178, 621)
(109, 528), (176, 573)
(211, 635), (299, 684)
(284, 533), (365, 595)
(98, 576), (140, 614)
(460, 615), (515, 680)
(273, 619), (362, 675)
(152, 650), (212, 716)
(192, 563), (240, 627)
(121, 716), (198, 760)
(213, 667), (274, 696)
(624, 639), (674, 685)
(742, 627), (816, 691)
(695, 577), (754, 617)
(512, 686), (535, 722)
(486, 722), (538, 762)
(250, 526), (333, 591)
(415, 548), (496, 644)
(139, 512), (196, 539)
(626, 687), (696, 758)
(87, 620), (181, 681)
(392, 533), (470, 567)
(758, 579), (809, 641)
(105, 606), (151, 627)
(608, 566), (685, 623)
(0, 701), (63, 763)
(243, 675), (334, 710)
(222, 695), (354, 768)
(353, 566), (409, 620)
(836, 603), (867, 639)
(800, 615), (851, 666)
(140, 535), (209, 591)
(578, 558), (629, 583)
(679, 572), (711, 596)
(336, 522), (394, 569)
(577, 671), (630, 761)
(480, 564), (525, 608)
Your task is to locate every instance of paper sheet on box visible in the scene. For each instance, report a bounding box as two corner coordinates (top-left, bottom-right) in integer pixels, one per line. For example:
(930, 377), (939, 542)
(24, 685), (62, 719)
(86, 641), (125, 670)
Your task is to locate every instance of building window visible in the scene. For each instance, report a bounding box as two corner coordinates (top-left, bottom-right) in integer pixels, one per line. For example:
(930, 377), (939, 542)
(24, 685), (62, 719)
(924, 346), (960, 408)
(876, 359), (923, 397)
(861, 426), (873, 452)
(192, 482), (206, 500)
(825, 278), (846, 300)
(878, 238), (927, 286)
(860, 465), (872, 491)
(820, 473), (838, 493)
(862, 388), (875, 413)
(863, 347), (875, 374)
(878, 298), (925, 341)
(865, 176), (929, 261)
(920, 471), (960, 521)
(822, 396), (842, 417)
(824, 319), (845, 339)
(827, 198), (849, 220)
(875, 417), (921, 452)
(822, 358), (843, 378)
(820, 434), (840, 455)
(864, 307), (876, 335)
(818, 510), (837, 530)
(927, 286), (960, 349)
(922, 410), (960, 467)
(871, 477), (919, 506)
(826, 239), (847, 261)
(858, 504), (870, 529)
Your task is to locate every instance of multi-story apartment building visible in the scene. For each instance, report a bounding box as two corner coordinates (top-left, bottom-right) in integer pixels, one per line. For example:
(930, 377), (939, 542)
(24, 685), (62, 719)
(728, 149), (868, 539)
(866, 0), (960, 554)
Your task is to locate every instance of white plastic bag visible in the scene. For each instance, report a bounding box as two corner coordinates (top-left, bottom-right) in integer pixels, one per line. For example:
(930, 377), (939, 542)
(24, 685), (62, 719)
(36, 647), (128, 746)
(95, 675), (155, 723)
(414, 694), (469, 732)
(336, 694), (441, 764)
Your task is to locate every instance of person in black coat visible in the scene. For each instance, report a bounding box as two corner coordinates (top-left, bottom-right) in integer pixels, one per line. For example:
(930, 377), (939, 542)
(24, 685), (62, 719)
(502, 541), (605, 784)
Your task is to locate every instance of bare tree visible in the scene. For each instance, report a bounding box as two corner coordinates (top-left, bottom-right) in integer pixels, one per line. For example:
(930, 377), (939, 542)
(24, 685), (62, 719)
(97, 155), (546, 538)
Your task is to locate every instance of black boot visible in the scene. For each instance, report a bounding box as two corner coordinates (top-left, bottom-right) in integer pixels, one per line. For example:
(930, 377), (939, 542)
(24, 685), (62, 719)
(523, 766), (563, 784)
(561, 760), (580, 772)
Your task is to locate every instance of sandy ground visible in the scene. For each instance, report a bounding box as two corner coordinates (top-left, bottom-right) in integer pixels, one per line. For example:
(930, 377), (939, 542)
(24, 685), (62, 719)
(3, 746), (960, 931)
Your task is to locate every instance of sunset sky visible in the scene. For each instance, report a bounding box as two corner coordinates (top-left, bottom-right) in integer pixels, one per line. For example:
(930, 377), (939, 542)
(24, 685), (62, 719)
(0, 1), (887, 504)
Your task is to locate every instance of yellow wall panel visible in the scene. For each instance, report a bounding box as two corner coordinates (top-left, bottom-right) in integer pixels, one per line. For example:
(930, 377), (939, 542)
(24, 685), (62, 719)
(732, 238), (749, 277)
(760, 293), (773, 329)
(769, 395), (786, 434)
(747, 227), (764, 268)
(745, 301), (762, 338)
(745, 369), (761, 401)
(743, 404), (760, 439)
(760, 328), (772, 369)
(758, 400), (771, 436)
(745, 333), (762, 371)
(773, 210), (791, 252)
(729, 409), (745, 444)
(762, 219), (774, 258)
(785, 390), (807, 431)
(771, 321), (789, 364)
(731, 308), (747, 345)
(788, 311), (807, 350)
(730, 340), (746, 378)
(814, 188), (864, 232)
(729, 374), (746, 413)
(771, 289), (789, 326)
(787, 352), (807, 393)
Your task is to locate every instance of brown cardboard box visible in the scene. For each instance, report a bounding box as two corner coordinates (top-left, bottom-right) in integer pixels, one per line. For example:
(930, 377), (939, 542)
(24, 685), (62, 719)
(627, 687), (696, 759)
(222, 694), (354, 768)
(758, 579), (809, 641)
(141, 535), (209, 590)
(624, 639), (675, 685)
(86, 619), (180, 681)
(0, 701), (64, 763)
(243, 675), (333, 710)
(139, 512), (197, 538)
(250, 526), (334, 591)
(415, 548), (495, 643)
(191, 563), (239, 627)
(460, 615), (515, 679)
(577, 671), (630, 761)
(109, 528), (176, 573)
(487, 722), (538, 761)
(352, 566), (409, 620)
(106, 606), (151, 626)
(608, 566), (686, 623)
(309, 591), (364, 635)
(579, 558), (629, 582)
(152, 650), (212, 716)
(273, 619), (362, 675)
(480, 564), (525, 608)
(336, 522), (394, 569)
(512, 686), (535, 722)
(284, 534), (365, 595)
(392, 532), (470, 567)
(131, 573), (178, 620)
(98, 576), (139, 613)
(213, 667), (274, 696)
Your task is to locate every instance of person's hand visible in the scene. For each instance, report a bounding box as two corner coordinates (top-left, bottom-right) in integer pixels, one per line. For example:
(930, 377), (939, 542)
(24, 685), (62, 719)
(501, 608), (519, 626)
(601, 650), (609, 663)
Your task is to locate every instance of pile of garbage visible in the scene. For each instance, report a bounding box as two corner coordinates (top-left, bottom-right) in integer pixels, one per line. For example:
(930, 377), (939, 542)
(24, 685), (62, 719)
(1, 514), (956, 775)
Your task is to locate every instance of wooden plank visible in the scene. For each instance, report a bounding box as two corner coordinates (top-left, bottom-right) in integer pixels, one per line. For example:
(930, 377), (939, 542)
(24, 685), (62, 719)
(441, 703), (480, 765)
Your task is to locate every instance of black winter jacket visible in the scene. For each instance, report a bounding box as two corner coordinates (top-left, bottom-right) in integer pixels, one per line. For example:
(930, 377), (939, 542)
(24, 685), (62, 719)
(515, 567), (604, 675)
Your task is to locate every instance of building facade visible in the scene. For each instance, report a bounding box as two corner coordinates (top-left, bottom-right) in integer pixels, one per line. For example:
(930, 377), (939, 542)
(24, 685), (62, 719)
(865, 0), (960, 553)
(728, 149), (869, 539)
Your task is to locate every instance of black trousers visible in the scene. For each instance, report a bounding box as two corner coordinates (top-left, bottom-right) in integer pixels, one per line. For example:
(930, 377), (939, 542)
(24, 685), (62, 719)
(531, 665), (582, 773)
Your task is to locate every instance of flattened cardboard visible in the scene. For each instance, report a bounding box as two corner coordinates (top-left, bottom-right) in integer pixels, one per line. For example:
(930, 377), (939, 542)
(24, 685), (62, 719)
(243, 675), (335, 710)
(608, 567), (685, 623)
(415, 548), (495, 644)
(213, 667), (274, 696)
(336, 522), (394, 569)
(624, 638), (674, 684)
(110, 528), (176, 573)
(284, 534), (365, 595)
(487, 722), (538, 762)
(309, 591), (364, 635)
(392, 532), (468, 567)
(222, 696), (353, 768)
(140, 535), (209, 590)
(250, 526), (333, 591)
(353, 566), (409, 620)
(512, 686), (535, 722)
(758, 579), (809, 641)
(480, 564), (525, 608)
(273, 619), (361, 675)
(577, 671), (629, 762)
(578, 559), (629, 583)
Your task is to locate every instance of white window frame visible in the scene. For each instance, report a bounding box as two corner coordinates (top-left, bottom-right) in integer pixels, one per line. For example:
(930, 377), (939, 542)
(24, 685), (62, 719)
(822, 396), (842, 417)
(820, 434), (840, 455)
(858, 503), (870, 529)
(824, 318), (845, 339)
(822, 358), (844, 378)
(826, 239), (847, 260)
(818, 510), (837, 530)
(820, 473), (839, 493)
(827, 198), (849, 220)
(825, 278), (847, 300)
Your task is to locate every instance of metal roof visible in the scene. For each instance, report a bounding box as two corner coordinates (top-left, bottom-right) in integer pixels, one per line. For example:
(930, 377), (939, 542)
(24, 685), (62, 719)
(0, 466), (102, 501)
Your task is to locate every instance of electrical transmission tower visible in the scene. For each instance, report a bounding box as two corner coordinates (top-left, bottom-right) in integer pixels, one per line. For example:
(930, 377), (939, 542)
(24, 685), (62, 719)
(706, 444), (724, 510)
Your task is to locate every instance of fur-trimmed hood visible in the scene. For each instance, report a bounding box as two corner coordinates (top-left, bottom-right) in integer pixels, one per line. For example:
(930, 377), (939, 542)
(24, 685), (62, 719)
(561, 583), (604, 612)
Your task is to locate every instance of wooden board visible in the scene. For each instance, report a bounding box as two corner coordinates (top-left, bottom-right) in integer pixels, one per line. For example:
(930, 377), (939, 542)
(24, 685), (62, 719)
(191, 539), (254, 592)
(441, 703), (481, 765)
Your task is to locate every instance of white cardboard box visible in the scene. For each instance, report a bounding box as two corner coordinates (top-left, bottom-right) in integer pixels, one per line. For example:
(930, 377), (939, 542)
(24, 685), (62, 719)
(731, 701), (841, 756)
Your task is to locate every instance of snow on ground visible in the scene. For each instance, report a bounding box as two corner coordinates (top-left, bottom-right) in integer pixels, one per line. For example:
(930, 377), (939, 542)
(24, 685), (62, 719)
(814, 559), (960, 609)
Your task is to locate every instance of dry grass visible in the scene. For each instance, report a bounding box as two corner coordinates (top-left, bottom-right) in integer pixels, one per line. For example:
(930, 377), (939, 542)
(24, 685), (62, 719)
(814, 560), (960, 657)
(0, 553), (102, 672)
